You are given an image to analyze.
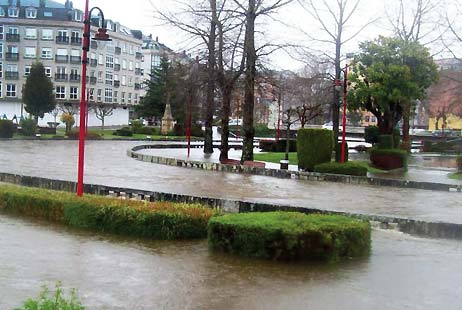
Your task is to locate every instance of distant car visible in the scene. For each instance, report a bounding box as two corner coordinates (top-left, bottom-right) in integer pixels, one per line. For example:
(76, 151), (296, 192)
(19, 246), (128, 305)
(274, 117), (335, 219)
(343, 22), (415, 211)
(322, 122), (333, 130)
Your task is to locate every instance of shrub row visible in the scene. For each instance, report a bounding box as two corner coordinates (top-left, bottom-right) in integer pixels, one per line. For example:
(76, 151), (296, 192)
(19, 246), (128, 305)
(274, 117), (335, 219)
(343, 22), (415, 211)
(208, 212), (371, 262)
(370, 148), (408, 170)
(0, 184), (216, 240)
(297, 129), (333, 171)
(314, 161), (367, 177)
(259, 139), (297, 152)
(0, 120), (15, 138)
(335, 142), (349, 162)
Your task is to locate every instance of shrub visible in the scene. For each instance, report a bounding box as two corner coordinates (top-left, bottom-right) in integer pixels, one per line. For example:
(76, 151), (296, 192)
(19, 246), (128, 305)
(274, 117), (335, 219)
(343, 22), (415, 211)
(335, 142), (349, 162)
(314, 161), (367, 176)
(113, 126), (133, 137)
(297, 128), (333, 171)
(0, 120), (15, 138)
(259, 139), (297, 152)
(172, 123), (204, 137)
(378, 135), (394, 149)
(370, 148), (408, 170)
(208, 212), (371, 262)
(364, 126), (380, 144)
(66, 130), (102, 140)
(0, 184), (216, 239)
(60, 113), (75, 135)
(20, 118), (37, 137)
(254, 124), (276, 138)
(130, 119), (143, 133)
(134, 126), (158, 135)
(17, 282), (84, 310)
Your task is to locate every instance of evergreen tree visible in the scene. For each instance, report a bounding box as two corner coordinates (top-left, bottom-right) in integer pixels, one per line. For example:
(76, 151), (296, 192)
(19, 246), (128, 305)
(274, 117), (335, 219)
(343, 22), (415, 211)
(23, 62), (56, 122)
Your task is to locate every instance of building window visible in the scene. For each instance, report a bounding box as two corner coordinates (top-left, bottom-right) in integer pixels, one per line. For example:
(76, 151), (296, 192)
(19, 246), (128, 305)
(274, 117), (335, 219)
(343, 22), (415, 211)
(98, 71), (103, 82)
(44, 11), (53, 17)
(44, 66), (52, 77)
(97, 89), (102, 102)
(70, 87), (78, 100)
(0, 81), (2, 97)
(26, 8), (37, 19)
(41, 47), (52, 59)
(0, 8), (5, 17)
(0, 26), (4, 40)
(56, 66), (66, 75)
(105, 71), (113, 85)
(98, 54), (104, 65)
(24, 65), (31, 76)
(8, 7), (19, 18)
(128, 93), (132, 103)
(58, 30), (68, 38)
(0, 62), (3, 78)
(128, 77), (133, 87)
(6, 84), (16, 97)
(105, 55), (114, 68)
(7, 27), (19, 35)
(122, 59), (127, 69)
(24, 28), (37, 39)
(42, 29), (53, 40)
(73, 10), (82, 22)
(56, 48), (68, 56)
(121, 92), (125, 103)
(129, 61), (133, 71)
(113, 90), (118, 103)
(0, 43), (3, 58)
(56, 86), (66, 99)
(104, 88), (113, 103)
(89, 88), (94, 100)
(24, 47), (36, 58)
(121, 76), (126, 86)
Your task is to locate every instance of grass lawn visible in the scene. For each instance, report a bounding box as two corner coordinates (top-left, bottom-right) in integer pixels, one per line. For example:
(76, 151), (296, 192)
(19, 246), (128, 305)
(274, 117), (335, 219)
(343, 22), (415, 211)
(448, 173), (462, 180)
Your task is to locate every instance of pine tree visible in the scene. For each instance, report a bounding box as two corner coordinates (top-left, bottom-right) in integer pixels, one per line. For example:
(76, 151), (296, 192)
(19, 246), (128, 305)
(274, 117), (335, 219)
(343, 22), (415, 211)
(23, 62), (56, 122)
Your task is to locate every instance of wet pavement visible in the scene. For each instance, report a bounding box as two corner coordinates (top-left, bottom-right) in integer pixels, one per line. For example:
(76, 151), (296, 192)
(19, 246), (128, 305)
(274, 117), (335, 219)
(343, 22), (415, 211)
(0, 140), (461, 224)
(1, 214), (462, 310)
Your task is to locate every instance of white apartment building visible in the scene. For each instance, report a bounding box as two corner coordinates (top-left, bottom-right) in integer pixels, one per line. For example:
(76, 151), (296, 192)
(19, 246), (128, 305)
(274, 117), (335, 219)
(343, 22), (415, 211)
(0, 0), (144, 127)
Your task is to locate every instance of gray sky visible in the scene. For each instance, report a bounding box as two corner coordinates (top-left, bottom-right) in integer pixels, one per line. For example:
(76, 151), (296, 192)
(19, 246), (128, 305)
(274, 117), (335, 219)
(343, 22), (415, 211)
(72, 0), (458, 71)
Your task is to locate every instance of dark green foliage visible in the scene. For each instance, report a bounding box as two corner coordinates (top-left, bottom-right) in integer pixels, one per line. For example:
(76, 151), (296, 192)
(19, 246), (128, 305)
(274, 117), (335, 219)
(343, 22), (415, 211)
(0, 184), (216, 240)
(208, 212), (371, 262)
(364, 126), (380, 144)
(20, 118), (37, 137)
(130, 120), (143, 132)
(370, 148), (408, 170)
(0, 120), (14, 138)
(422, 140), (462, 153)
(314, 161), (367, 176)
(113, 126), (133, 136)
(392, 128), (401, 148)
(23, 62), (56, 120)
(17, 282), (84, 310)
(297, 129), (333, 171)
(259, 139), (297, 152)
(254, 124), (276, 138)
(134, 126), (159, 135)
(172, 123), (204, 137)
(66, 130), (102, 140)
(378, 135), (394, 149)
(335, 142), (349, 162)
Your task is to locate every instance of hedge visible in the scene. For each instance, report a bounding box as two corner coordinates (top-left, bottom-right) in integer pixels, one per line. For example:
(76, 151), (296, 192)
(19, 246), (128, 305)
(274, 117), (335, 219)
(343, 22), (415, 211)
(370, 148), (408, 170)
(208, 212), (371, 262)
(314, 161), (367, 176)
(297, 129), (333, 171)
(335, 142), (349, 162)
(364, 126), (380, 144)
(259, 139), (297, 152)
(0, 120), (15, 138)
(378, 135), (394, 149)
(113, 126), (133, 137)
(0, 184), (216, 240)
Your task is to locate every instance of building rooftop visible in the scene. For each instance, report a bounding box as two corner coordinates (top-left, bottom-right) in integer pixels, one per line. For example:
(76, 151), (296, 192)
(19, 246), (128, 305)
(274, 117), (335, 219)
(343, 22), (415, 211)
(0, 0), (65, 8)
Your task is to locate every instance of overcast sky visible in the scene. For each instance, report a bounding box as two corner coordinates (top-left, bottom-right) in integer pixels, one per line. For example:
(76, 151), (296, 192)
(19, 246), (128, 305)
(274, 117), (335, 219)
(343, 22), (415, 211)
(71, 0), (458, 71)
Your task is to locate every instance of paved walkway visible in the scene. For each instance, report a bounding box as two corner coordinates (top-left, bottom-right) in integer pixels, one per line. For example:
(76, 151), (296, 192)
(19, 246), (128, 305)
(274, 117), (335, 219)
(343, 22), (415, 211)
(0, 140), (461, 225)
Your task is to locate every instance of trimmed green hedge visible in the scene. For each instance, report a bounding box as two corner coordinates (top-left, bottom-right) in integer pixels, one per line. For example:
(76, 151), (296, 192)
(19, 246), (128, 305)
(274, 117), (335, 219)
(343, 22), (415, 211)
(297, 129), (333, 171)
(378, 135), (394, 149)
(259, 139), (297, 152)
(335, 142), (349, 162)
(0, 184), (216, 239)
(370, 148), (408, 170)
(314, 161), (367, 176)
(208, 212), (371, 262)
(0, 120), (15, 138)
(364, 126), (380, 144)
(113, 126), (133, 137)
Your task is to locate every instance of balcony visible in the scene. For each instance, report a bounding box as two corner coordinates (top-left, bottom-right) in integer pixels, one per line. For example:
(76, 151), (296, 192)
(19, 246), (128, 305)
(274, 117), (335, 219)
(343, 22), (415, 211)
(5, 52), (19, 61)
(90, 41), (98, 49)
(70, 56), (81, 64)
(71, 37), (82, 45)
(5, 71), (19, 80)
(90, 59), (97, 67)
(6, 33), (20, 42)
(114, 64), (121, 71)
(134, 83), (141, 90)
(89, 76), (97, 84)
(135, 68), (142, 76)
(135, 52), (143, 60)
(55, 55), (69, 63)
(115, 47), (121, 55)
(70, 74), (81, 82)
(56, 36), (70, 44)
(55, 73), (68, 81)
(114, 80), (120, 87)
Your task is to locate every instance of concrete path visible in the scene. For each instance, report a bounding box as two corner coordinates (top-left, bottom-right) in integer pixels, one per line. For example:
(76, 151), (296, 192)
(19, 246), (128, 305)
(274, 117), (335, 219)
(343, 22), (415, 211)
(0, 140), (461, 225)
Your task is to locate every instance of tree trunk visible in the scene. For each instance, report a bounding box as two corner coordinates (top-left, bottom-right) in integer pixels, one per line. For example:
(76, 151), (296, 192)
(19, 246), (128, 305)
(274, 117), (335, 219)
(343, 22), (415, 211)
(285, 123), (290, 161)
(101, 117), (105, 131)
(402, 101), (410, 150)
(241, 0), (256, 162)
(219, 85), (233, 161)
(204, 0), (217, 154)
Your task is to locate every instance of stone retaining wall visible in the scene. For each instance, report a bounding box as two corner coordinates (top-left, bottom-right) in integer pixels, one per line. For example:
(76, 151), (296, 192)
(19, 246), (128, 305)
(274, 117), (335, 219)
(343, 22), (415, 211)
(128, 145), (462, 193)
(1, 172), (462, 240)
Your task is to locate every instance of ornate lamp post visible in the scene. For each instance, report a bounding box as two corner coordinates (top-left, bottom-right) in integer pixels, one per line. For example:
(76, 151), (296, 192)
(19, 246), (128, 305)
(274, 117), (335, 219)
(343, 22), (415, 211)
(77, 1), (111, 197)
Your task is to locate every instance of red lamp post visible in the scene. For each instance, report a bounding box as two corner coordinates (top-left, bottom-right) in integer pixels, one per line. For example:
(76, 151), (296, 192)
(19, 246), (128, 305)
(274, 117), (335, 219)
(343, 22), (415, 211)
(340, 64), (349, 164)
(76, 1), (111, 197)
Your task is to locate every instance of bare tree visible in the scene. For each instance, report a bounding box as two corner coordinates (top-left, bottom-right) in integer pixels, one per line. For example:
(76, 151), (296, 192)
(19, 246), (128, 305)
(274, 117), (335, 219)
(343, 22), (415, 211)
(93, 104), (114, 131)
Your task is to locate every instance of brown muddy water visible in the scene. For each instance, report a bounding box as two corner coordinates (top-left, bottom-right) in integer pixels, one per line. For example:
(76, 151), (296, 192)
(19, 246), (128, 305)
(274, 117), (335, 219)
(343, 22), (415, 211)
(1, 214), (461, 310)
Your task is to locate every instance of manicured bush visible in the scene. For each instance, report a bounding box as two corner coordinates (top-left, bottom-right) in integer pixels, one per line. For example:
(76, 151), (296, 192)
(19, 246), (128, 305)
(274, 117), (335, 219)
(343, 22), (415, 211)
(364, 126), (380, 144)
(135, 126), (159, 135)
(0, 120), (15, 138)
(0, 184), (216, 240)
(370, 148), (408, 170)
(297, 128), (333, 171)
(314, 161), (367, 176)
(378, 135), (394, 149)
(113, 126), (133, 136)
(130, 119), (143, 133)
(335, 142), (349, 162)
(259, 139), (297, 152)
(208, 212), (371, 262)
(20, 118), (37, 137)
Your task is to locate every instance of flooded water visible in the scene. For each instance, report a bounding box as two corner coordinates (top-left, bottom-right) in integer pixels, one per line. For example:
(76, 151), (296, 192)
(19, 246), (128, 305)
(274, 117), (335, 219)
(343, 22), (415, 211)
(1, 214), (461, 310)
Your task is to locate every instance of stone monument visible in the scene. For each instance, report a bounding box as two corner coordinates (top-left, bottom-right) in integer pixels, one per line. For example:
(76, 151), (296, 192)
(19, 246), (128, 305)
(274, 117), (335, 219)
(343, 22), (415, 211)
(161, 103), (175, 135)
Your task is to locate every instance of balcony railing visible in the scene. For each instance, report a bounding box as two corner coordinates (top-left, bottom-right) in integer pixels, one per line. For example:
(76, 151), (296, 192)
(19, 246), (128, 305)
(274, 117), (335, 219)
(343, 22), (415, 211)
(134, 83), (141, 90)
(5, 52), (19, 61)
(114, 64), (121, 71)
(56, 36), (70, 44)
(55, 73), (68, 81)
(115, 47), (121, 55)
(70, 56), (82, 64)
(55, 55), (69, 63)
(90, 59), (97, 67)
(71, 37), (82, 45)
(70, 74), (81, 82)
(5, 71), (19, 80)
(135, 52), (143, 60)
(135, 68), (142, 76)
(89, 76), (97, 84)
(114, 80), (120, 87)
(6, 33), (20, 42)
